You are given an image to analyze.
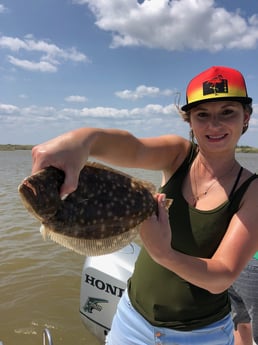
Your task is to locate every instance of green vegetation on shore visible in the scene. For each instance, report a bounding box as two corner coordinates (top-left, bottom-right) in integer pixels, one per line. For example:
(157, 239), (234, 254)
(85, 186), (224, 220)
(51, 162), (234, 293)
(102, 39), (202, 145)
(0, 144), (258, 153)
(235, 145), (258, 153)
(0, 144), (34, 151)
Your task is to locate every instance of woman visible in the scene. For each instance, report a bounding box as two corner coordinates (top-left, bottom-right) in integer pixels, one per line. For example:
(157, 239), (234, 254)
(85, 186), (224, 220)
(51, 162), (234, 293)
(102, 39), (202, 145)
(31, 66), (258, 344)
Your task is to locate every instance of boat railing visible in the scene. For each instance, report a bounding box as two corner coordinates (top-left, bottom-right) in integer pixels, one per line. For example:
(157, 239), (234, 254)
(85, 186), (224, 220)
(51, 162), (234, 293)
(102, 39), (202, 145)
(43, 328), (54, 345)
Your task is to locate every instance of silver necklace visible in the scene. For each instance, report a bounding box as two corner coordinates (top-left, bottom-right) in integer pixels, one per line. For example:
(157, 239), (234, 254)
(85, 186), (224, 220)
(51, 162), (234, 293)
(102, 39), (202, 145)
(192, 157), (237, 205)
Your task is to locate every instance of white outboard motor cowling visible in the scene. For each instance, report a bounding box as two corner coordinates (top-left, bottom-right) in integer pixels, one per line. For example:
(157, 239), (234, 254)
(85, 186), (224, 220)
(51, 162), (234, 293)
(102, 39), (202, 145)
(79, 242), (140, 343)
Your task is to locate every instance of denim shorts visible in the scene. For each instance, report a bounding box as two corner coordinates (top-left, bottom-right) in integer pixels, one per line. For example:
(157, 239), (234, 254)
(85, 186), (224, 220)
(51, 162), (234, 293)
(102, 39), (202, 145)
(229, 257), (258, 343)
(106, 290), (234, 345)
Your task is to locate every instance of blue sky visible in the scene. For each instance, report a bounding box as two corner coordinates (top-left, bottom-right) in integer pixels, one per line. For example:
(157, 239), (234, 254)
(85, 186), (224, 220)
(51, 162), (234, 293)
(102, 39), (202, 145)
(1, 0), (258, 146)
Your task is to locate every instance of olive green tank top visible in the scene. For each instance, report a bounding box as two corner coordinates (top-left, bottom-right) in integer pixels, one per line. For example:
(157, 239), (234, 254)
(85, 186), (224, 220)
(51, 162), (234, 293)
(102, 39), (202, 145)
(128, 143), (258, 331)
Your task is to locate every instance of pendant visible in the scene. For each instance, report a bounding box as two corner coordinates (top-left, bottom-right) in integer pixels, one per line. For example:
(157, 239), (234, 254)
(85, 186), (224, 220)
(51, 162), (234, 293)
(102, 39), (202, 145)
(192, 190), (208, 205)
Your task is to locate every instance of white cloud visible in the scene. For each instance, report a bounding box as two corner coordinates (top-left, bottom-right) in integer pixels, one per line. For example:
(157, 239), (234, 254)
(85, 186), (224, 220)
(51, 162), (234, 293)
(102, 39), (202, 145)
(0, 35), (89, 72)
(0, 101), (186, 144)
(0, 103), (19, 113)
(0, 101), (178, 124)
(0, 4), (7, 13)
(8, 56), (58, 72)
(72, 0), (258, 52)
(65, 95), (88, 103)
(115, 85), (175, 100)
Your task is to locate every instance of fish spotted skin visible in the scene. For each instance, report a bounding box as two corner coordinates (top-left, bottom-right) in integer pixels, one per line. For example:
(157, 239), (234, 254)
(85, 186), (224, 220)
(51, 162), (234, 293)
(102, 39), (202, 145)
(18, 162), (165, 256)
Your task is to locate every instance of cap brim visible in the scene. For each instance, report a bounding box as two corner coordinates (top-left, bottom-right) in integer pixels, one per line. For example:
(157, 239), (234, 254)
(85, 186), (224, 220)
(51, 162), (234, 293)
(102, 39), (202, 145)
(181, 96), (252, 112)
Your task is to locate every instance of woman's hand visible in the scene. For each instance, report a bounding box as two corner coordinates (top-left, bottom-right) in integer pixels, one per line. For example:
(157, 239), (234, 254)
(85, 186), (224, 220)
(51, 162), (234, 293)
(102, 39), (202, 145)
(31, 130), (89, 198)
(140, 193), (172, 263)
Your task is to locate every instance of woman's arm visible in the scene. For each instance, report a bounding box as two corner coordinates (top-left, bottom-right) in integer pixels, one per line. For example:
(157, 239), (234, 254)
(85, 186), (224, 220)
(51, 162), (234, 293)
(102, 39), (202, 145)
(31, 127), (190, 197)
(140, 186), (258, 294)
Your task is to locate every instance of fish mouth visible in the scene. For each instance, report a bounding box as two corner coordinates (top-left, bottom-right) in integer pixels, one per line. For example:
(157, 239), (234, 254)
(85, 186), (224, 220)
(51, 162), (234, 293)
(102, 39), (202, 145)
(18, 178), (39, 201)
(21, 179), (37, 195)
(18, 178), (58, 221)
(18, 181), (44, 221)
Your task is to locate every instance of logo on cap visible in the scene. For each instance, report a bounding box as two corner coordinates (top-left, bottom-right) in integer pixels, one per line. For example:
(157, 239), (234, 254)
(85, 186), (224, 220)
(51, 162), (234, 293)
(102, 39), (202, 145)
(203, 74), (228, 96)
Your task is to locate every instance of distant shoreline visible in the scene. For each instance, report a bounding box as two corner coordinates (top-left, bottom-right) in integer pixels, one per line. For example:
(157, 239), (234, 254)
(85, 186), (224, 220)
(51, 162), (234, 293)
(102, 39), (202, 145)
(0, 144), (34, 151)
(1, 144), (258, 153)
(235, 146), (258, 153)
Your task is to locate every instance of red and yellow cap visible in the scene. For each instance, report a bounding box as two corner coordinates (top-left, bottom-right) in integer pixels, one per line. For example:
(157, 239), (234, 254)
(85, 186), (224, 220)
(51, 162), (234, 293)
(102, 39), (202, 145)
(181, 66), (252, 111)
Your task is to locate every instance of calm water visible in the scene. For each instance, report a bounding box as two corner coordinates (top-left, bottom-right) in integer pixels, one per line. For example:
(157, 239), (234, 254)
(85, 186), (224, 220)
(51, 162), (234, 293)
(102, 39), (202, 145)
(1, 150), (258, 345)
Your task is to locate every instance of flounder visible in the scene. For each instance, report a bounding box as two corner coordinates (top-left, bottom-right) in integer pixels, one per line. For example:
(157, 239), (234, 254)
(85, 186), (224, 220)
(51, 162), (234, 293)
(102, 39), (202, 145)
(18, 162), (172, 256)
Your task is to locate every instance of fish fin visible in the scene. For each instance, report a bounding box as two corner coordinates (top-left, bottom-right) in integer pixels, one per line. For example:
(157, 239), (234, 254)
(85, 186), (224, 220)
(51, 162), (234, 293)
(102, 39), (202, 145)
(40, 225), (140, 256)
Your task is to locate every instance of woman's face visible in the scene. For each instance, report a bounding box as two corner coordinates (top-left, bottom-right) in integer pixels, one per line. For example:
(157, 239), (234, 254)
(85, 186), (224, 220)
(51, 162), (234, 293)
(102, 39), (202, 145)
(189, 101), (250, 152)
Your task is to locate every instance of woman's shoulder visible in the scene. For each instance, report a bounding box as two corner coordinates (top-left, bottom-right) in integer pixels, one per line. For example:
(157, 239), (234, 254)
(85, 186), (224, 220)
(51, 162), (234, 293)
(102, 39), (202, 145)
(160, 136), (193, 183)
(237, 170), (258, 208)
